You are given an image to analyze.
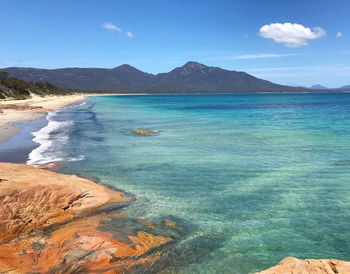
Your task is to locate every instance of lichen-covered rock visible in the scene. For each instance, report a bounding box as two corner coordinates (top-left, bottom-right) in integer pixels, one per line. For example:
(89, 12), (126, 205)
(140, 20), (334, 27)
(257, 256), (350, 274)
(0, 163), (128, 242)
(0, 163), (178, 273)
(0, 213), (173, 273)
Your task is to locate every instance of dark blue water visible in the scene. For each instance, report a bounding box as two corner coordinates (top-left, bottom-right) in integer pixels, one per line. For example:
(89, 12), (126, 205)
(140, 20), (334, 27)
(28, 93), (350, 273)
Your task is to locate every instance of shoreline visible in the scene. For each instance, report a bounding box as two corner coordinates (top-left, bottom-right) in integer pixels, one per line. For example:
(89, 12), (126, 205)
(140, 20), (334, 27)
(0, 92), (146, 144)
(0, 94), (87, 143)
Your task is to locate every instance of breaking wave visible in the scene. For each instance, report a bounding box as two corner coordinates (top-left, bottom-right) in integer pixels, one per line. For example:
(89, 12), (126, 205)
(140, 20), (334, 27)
(27, 111), (84, 165)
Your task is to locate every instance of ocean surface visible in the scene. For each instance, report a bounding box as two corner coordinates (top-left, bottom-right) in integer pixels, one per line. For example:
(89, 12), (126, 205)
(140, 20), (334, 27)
(26, 93), (350, 273)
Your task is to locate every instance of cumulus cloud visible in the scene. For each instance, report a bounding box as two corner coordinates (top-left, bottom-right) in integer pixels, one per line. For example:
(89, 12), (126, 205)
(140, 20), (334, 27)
(336, 31), (342, 37)
(126, 31), (134, 38)
(233, 53), (296, 59)
(259, 23), (326, 47)
(102, 22), (121, 32)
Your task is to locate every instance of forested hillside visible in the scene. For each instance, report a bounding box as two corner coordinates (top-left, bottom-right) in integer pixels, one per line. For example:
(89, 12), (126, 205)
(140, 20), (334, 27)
(0, 71), (75, 99)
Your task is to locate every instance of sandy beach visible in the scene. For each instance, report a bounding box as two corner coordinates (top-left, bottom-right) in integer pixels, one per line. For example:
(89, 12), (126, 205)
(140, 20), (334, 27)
(0, 94), (86, 143)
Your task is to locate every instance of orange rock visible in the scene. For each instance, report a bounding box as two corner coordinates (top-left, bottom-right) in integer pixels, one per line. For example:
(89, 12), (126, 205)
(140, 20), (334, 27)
(0, 163), (174, 273)
(0, 163), (129, 242)
(0, 213), (173, 273)
(133, 129), (158, 135)
(257, 256), (350, 274)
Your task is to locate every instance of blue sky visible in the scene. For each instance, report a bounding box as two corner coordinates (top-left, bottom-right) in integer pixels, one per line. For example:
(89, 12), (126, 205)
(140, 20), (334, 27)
(1, 0), (350, 87)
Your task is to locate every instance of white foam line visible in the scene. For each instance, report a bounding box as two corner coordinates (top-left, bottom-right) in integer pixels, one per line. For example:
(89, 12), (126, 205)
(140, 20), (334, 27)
(27, 111), (75, 166)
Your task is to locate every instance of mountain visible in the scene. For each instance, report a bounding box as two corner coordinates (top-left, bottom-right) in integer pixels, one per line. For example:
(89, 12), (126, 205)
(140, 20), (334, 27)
(310, 84), (350, 90)
(311, 84), (328, 89)
(2, 61), (315, 93)
(2, 65), (153, 92)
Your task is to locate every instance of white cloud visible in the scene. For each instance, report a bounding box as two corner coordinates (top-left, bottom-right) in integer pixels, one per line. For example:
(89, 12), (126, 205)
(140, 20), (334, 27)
(126, 31), (134, 38)
(233, 53), (296, 59)
(259, 23), (326, 47)
(336, 31), (342, 37)
(102, 22), (121, 32)
(102, 23), (134, 38)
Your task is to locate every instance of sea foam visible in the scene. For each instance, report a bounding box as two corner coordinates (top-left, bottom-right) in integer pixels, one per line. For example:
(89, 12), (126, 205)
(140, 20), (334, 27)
(27, 111), (84, 165)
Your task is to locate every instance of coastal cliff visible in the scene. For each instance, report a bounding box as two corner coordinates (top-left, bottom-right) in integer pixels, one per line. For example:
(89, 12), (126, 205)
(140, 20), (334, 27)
(0, 163), (180, 273)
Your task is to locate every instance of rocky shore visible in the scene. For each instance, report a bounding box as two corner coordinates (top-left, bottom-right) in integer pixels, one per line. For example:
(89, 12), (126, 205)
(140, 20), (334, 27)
(0, 162), (182, 273)
(257, 257), (350, 273)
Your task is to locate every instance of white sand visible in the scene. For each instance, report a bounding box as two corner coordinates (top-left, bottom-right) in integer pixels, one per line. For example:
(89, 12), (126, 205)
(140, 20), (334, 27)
(0, 94), (86, 143)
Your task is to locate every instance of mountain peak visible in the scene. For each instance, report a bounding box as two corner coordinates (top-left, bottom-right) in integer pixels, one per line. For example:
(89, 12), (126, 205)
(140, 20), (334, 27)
(310, 84), (328, 89)
(113, 64), (139, 72)
(182, 61), (208, 70)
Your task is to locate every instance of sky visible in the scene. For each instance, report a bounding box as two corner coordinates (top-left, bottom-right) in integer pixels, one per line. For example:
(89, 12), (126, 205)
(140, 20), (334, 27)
(1, 0), (350, 87)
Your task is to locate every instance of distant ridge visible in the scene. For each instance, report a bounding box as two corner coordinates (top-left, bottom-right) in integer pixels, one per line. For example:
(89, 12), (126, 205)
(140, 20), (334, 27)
(311, 84), (328, 90)
(310, 84), (350, 91)
(1, 61), (341, 93)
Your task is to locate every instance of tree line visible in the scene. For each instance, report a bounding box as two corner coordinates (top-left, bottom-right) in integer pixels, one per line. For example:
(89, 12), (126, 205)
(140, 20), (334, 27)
(0, 71), (76, 99)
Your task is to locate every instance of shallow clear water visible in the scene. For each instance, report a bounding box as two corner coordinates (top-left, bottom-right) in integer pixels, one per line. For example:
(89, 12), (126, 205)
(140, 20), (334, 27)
(33, 94), (350, 273)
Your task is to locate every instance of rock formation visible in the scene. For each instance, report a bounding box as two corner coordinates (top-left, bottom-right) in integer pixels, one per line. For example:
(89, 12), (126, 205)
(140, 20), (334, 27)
(133, 129), (158, 135)
(0, 163), (181, 273)
(257, 256), (350, 274)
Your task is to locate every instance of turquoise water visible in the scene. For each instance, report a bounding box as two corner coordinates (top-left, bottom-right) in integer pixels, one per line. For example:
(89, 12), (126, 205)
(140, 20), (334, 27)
(32, 94), (350, 273)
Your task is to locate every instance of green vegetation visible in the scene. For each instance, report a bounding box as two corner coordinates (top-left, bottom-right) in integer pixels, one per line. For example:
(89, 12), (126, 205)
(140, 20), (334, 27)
(0, 71), (76, 99)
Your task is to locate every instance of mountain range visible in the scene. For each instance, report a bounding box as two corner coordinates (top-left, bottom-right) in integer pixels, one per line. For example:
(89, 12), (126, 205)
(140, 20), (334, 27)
(2, 62), (349, 93)
(310, 84), (329, 90)
(310, 84), (350, 90)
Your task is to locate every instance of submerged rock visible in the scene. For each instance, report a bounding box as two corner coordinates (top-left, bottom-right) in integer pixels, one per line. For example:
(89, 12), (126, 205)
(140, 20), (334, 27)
(133, 129), (158, 135)
(257, 257), (350, 274)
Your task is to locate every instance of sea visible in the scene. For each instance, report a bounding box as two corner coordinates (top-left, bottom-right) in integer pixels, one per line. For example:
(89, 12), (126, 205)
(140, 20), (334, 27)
(3, 93), (350, 273)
